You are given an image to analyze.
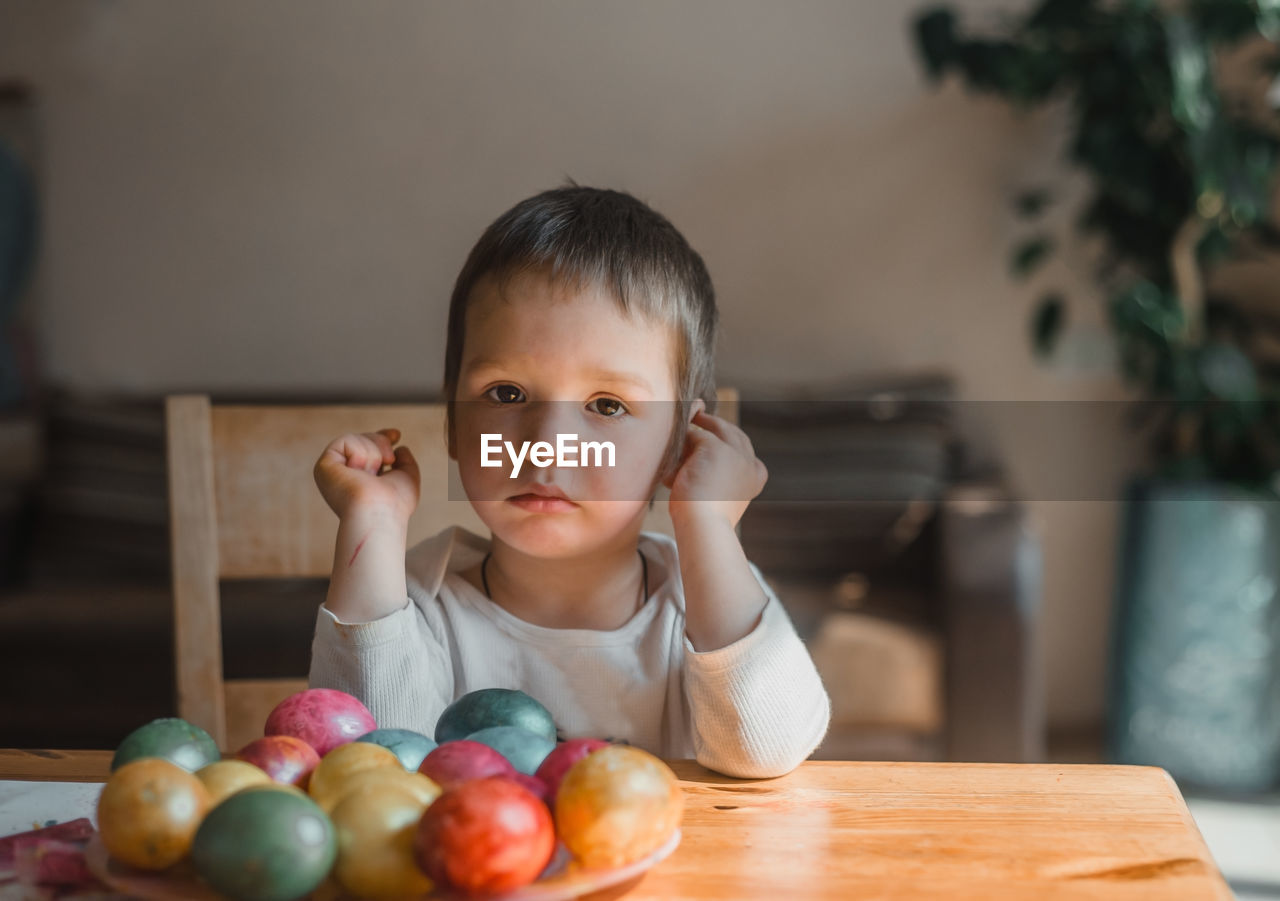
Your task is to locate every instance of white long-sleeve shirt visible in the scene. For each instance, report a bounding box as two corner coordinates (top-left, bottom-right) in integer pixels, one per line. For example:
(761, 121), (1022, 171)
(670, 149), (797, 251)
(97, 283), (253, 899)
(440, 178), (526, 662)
(308, 525), (831, 778)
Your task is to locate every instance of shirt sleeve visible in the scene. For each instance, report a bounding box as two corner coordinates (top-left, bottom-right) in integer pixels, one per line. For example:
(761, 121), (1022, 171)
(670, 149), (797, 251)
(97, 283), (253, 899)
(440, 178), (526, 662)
(681, 561), (832, 779)
(308, 591), (455, 738)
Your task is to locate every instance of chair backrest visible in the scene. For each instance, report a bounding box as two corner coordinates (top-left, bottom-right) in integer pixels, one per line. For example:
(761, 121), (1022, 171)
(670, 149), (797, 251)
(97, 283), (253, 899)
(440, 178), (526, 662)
(166, 389), (739, 751)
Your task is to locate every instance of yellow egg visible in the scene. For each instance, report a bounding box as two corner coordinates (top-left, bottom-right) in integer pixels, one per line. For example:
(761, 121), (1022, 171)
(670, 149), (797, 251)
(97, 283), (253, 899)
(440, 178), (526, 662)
(330, 782), (436, 898)
(317, 765), (440, 814)
(307, 742), (401, 811)
(555, 745), (683, 868)
(196, 760), (271, 807)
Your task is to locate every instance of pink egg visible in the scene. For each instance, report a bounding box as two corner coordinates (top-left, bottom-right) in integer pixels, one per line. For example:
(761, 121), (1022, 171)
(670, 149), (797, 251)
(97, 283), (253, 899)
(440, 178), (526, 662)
(264, 688), (377, 757)
(418, 740), (517, 790)
(534, 738), (610, 801)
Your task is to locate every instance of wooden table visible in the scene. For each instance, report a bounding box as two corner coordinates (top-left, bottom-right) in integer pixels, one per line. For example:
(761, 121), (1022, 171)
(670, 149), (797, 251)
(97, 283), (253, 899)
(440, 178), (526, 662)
(0, 750), (1231, 899)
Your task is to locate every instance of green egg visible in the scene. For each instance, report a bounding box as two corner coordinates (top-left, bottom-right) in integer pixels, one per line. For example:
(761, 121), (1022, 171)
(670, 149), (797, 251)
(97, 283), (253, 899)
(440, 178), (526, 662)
(110, 717), (220, 773)
(191, 786), (336, 901)
(434, 688), (558, 745)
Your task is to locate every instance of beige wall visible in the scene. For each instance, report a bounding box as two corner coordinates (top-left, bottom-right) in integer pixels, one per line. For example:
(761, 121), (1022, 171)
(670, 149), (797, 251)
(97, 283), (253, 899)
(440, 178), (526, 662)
(0, 0), (1143, 728)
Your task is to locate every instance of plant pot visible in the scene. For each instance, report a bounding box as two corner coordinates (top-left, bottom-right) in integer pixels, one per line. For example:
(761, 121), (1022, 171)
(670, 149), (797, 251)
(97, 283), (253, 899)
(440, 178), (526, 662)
(1106, 476), (1280, 793)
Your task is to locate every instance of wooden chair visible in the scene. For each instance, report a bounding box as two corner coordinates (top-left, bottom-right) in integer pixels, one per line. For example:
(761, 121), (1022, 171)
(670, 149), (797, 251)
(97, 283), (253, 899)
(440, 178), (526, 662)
(166, 389), (739, 751)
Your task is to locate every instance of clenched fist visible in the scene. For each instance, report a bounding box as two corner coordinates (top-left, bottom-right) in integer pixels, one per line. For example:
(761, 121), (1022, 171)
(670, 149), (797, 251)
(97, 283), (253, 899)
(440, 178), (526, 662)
(314, 428), (421, 525)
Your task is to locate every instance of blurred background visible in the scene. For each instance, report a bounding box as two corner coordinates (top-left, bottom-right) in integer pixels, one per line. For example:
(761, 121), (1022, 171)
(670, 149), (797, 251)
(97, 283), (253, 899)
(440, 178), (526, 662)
(0, 1), (1276, 892)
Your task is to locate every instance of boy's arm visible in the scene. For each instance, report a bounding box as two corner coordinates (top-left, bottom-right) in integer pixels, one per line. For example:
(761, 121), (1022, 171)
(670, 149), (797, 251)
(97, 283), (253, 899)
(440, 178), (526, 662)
(324, 509), (411, 623)
(665, 407), (829, 778)
(674, 510), (831, 780)
(308, 428), (455, 732)
(314, 428), (420, 623)
(672, 511), (766, 652)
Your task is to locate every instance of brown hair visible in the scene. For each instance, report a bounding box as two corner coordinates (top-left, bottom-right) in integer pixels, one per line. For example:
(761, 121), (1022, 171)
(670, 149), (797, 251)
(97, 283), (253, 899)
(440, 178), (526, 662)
(442, 180), (719, 488)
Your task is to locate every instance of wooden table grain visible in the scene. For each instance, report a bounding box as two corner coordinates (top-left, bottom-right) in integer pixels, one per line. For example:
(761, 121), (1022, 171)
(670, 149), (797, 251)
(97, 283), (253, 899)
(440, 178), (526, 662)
(0, 751), (1231, 899)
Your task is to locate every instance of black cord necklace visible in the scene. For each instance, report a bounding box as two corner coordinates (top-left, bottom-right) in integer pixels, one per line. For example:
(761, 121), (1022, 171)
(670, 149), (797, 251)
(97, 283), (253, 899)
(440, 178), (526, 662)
(480, 548), (649, 611)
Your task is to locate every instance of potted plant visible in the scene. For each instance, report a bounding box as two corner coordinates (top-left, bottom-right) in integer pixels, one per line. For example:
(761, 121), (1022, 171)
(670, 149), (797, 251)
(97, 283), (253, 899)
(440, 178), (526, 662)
(912, 0), (1280, 792)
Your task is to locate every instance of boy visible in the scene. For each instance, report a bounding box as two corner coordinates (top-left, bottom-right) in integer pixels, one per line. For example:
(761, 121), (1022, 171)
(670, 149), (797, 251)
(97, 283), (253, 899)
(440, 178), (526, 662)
(310, 183), (830, 778)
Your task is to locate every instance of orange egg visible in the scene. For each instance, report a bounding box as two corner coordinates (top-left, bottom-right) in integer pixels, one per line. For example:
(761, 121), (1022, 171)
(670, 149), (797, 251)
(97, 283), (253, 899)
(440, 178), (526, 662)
(97, 758), (213, 870)
(554, 745), (683, 868)
(307, 741), (401, 811)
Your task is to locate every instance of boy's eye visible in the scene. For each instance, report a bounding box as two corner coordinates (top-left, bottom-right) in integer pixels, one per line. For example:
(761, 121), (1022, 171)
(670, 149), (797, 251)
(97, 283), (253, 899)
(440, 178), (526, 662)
(486, 384), (525, 404)
(589, 397), (627, 417)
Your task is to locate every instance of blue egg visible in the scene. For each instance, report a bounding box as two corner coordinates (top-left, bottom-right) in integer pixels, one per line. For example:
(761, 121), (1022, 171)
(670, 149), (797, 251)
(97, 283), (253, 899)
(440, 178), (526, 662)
(355, 728), (438, 771)
(465, 725), (556, 776)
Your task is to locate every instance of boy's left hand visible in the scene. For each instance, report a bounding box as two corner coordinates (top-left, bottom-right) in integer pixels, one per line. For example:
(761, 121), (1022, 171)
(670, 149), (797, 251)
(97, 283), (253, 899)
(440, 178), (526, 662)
(663, 404), (768, 529)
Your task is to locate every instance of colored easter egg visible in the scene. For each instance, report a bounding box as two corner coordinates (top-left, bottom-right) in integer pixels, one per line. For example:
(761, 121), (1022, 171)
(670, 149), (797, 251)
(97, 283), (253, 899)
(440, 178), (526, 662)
(331, 781), (436, 899)
(465, 725), (555, 776)
(241, 782), (311, 801)
(307, 741), (402, 812)
(414, 776), (554, 894)
(97, 758), (212, 870)
(499, 771), (552, 805)
(434, 688), (557, 744)
(417, 739), (516, 790)
(191, 786), (336, 901)
(235, 735), (320, 788)
(355, 727), (437, 771)
(535, 738), (611, 800)
(196, 759), (271, 807)
(110, 717), (220, 773)
(317, 765), (440, 815)
(555, 745), (683, 868)
(265, 688), (376, 757)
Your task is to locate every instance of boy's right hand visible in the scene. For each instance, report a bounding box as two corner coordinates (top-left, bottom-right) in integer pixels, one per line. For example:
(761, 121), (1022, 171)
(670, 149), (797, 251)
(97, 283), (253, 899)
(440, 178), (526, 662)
(314, 428), (421, 525)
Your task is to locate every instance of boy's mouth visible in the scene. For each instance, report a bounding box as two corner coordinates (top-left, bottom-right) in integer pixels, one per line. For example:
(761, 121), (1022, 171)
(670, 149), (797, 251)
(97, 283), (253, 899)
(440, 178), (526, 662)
(506, 484), (577, 512)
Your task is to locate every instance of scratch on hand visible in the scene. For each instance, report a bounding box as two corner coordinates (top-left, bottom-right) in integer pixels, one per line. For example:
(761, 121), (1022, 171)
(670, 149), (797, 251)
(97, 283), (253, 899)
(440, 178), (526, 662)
(348, 534), (369, 568)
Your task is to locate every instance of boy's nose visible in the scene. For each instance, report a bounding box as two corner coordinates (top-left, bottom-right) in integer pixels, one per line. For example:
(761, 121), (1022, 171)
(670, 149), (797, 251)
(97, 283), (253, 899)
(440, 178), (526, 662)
(520, 400), (580, 446)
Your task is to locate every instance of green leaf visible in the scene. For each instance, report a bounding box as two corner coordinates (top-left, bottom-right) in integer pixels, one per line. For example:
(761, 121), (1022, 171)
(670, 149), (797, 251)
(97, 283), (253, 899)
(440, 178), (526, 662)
(1196, 342), (1259, 402)
(914, 8), (958, 80)
(1032, 293), (1065, 357)
(1255, 0), (1280, 41)
(1015, 189), (1052, 218)
(1010, 236), (1055, 278)
(1166, 14), (1216, 135)
(1189, 0), (1264, 43)
(1026, 0), (1099, 31)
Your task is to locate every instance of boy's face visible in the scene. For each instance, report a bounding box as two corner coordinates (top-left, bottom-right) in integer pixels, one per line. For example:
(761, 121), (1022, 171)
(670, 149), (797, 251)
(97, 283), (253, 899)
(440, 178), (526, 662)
(451, 267), (682, 559)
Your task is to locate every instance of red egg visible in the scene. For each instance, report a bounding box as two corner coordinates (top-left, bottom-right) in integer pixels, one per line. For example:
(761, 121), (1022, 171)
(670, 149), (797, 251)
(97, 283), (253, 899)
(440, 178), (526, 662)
(534, 738), (610, 801)
(234, 735), (320, 788)
(264, 689), (376, 757)
(417, 739), (516, 790)
(414, 776), (555, 894)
